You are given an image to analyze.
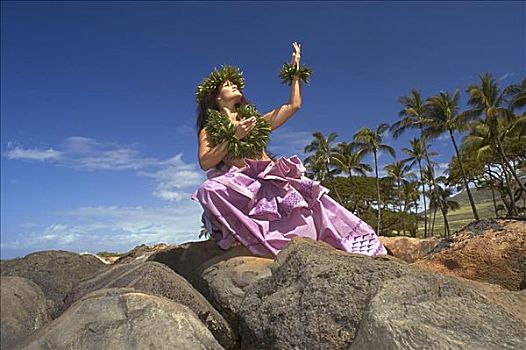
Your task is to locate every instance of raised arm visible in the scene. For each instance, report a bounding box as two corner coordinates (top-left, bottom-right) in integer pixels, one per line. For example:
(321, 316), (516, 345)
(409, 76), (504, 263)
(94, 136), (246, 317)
(263, 42), (302, 131)
(263, 77), (301, 130)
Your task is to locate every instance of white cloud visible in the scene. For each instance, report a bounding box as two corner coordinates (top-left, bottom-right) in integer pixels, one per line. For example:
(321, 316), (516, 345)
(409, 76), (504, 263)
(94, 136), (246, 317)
(137, 153), (205, 202)
(58, 136), (160, 171)
(435, 162), (449, 177)
(3, 136), (205, 202)
(3, 141), (63, 161)
(2, 203), (206, 255)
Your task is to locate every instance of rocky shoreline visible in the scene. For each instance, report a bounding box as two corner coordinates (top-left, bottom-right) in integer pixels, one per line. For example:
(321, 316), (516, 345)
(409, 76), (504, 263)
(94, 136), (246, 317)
(1, 219), (525, 349)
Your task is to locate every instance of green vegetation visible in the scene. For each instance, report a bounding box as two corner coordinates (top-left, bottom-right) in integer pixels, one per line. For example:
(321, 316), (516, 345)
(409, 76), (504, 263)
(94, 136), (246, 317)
(304, 73), (525, 238)
(199, 73), (524, 241)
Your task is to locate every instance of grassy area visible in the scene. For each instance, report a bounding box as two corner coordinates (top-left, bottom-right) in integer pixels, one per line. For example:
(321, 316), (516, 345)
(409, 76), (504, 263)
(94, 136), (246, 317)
(417, 189), (501, 238)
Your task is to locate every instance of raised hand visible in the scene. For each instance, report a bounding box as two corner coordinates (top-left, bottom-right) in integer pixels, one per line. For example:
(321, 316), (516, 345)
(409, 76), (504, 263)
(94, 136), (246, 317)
(234, 117), (257, 140)
(290, 41), (301, 69)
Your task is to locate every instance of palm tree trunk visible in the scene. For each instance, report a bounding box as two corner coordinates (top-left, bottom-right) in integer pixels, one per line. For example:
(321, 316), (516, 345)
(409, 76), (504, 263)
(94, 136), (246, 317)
(326, 164), (343, 204)
(374, 151), (381, 235)
(420, 136), (449, 237)
(414, 199), (419, 231)
(431, 206), (437, 237)
(397, 179), (402, 212)
(490, 185), (499, 218)
(485, 165), (500, 217)
(448, 129), (480, 221)
(417, 160), (428, 238)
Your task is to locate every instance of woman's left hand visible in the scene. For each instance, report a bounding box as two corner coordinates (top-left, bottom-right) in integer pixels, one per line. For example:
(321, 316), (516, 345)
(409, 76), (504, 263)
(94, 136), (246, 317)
(290, 41), (301, 69)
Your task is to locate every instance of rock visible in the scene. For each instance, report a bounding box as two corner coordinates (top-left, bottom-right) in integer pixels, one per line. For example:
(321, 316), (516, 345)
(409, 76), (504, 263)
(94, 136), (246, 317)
(200, 256), (273, 329)
(0, 250), (107, 318)
(238, 237), (405, 350)
(380, 236), (439, 263)
(90, 253), (116, 265)
(414, 219), (526, 291)
(349, 274), (526, 350)
(148, 239), (268, 294)
(238, 237), (526, 350)
(1, 277), (50, 349)
(459, 218), (507, 235)
(61, 261), (236, 349)
(13, 288), (225, 350)
(114, 243), (172, 264)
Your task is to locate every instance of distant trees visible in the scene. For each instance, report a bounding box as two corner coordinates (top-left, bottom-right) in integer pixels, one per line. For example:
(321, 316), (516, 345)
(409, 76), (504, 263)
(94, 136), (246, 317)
(304, 131), (344, 203)
(402, 138), (432, 237)
(353, 124), (395, 235)
(301, 72), (524, 238)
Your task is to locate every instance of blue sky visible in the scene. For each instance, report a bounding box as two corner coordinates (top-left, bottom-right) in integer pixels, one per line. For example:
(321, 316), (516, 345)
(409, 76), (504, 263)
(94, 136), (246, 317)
(1, 1), (524, 259)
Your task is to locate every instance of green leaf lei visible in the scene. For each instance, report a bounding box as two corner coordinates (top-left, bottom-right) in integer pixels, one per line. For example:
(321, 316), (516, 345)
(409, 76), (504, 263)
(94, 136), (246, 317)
(196, 64), (245, 105)
(197, 61), (312, 159)
(278, 62), (313, 86)
(205, 104), (272, 159)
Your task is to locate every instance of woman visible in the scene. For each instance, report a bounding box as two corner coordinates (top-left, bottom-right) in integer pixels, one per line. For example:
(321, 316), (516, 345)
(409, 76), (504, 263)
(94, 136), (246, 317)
(191, 42), (387, 258)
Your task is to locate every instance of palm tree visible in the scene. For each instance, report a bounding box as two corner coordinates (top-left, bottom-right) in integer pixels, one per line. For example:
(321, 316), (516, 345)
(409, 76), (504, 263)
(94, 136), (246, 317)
(304, 131), (343, 203)
(354, 123), (395, 234)
(332, 142), (372, 178)
(429, 177), (460, 238)
(402, 180), (420, 213)
(391, 89), (450, 236)
(466, 73), (526, 192)
(402, 138), (431, 237)
(384, 160), (415, 212)
(303, 153), (325, 181)
(424, 90), (480, 221)
(391, 89), (428, 138)
(462, 120), (519, 216)
(505, 78), (526, 112)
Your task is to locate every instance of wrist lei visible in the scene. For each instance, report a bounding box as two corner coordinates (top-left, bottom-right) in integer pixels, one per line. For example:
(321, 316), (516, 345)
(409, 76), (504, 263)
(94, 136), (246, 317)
(196, 62), (312, 159)
(278, 62), (313, 86)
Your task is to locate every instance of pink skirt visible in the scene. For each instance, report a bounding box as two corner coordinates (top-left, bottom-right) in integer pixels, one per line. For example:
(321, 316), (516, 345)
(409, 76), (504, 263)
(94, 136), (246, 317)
(191, 155), (387, 257)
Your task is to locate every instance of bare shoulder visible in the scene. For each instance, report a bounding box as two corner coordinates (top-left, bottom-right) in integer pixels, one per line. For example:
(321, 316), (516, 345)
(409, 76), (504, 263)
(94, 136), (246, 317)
(199, 127), (216, 156)
(199, 127), (212, 143)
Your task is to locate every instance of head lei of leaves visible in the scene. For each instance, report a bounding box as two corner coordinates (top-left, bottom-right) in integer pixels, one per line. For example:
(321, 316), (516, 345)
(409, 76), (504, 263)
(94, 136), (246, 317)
(196, 62), (312, 159)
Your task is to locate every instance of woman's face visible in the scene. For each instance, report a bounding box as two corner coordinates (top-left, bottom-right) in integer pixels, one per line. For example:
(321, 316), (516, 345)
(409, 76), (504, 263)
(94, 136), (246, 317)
(218, 80), (242, 104)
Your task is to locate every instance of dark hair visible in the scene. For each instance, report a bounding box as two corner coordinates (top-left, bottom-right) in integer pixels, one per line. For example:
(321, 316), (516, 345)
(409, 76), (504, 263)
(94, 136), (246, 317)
(195, 80), (278, 169)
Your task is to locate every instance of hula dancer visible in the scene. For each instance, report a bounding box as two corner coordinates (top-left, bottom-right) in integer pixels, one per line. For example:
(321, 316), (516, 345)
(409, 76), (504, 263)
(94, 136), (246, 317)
(192, 42), (387, 257)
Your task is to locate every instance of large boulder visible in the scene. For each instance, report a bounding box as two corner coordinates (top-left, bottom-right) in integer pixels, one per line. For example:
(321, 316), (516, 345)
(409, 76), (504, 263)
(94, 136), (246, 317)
(148, 239), (269, 294)
(0, 250), (106, 318)
(349, 274), (526, 349)
(61, 261), (236, 349)
(1, 277), (50, 349)
(13, 288), (224, 350)
(200, 256), (273, 329)
(380, 236), (439, 263)
(414, 219), (526, 290)
(238, 237), (526, 350)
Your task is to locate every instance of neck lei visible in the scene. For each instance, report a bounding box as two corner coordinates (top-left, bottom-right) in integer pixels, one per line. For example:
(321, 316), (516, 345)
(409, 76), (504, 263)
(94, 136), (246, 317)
(204, 104), (272, 159)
